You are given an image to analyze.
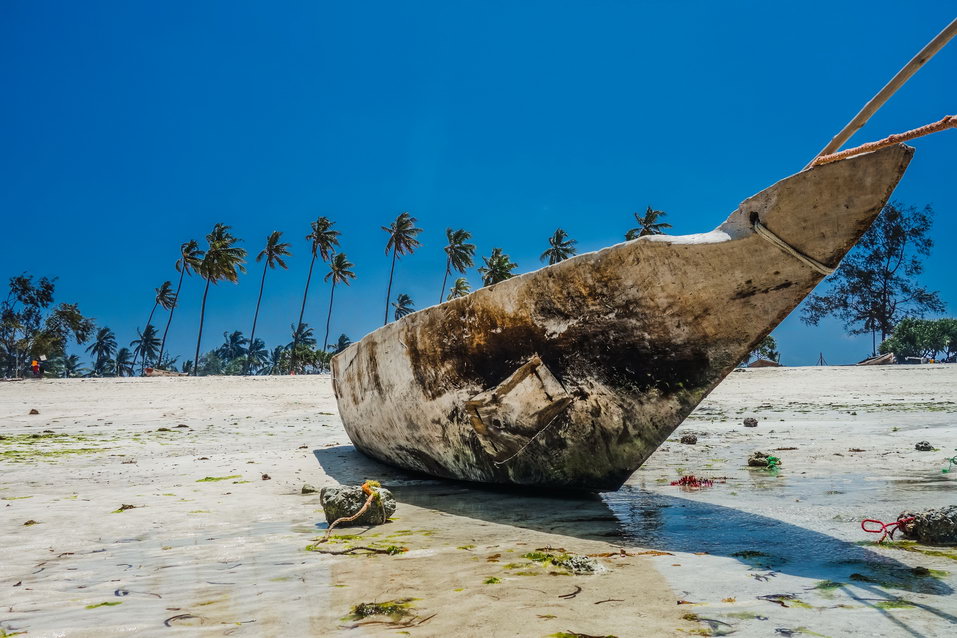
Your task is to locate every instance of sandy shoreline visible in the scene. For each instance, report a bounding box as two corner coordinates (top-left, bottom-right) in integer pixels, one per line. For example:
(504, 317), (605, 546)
(2, 366), (956, 637)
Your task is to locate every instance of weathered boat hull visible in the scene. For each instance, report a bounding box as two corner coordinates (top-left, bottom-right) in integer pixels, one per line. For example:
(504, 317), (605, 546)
(332, 145), (913, 490)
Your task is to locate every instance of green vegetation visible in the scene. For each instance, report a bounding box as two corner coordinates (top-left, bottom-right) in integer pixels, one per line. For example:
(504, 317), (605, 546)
(875, 599), (916, 609)
(85, 601), (122, 609)
(483, 577), (501, 584)
(343, 598), (415, 621)
(196, 475), (242, 482)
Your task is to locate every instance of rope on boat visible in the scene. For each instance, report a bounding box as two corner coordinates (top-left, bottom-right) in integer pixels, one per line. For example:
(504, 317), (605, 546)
(811, 115), (956, 166)
(752, 219), (835, 276)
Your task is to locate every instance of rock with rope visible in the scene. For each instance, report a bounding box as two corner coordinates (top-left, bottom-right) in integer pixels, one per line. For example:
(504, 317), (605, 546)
(320, 481), (396, 528)
(747, 451), (781, 468)
(896, 505), (957, 546)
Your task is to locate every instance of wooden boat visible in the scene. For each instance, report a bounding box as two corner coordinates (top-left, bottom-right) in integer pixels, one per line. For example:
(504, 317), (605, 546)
(332, 144), (913, 490)
(145, 367), (187, 377)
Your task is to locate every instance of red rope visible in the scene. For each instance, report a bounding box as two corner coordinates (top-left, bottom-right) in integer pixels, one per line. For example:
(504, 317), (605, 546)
(861, 516), (915, 543)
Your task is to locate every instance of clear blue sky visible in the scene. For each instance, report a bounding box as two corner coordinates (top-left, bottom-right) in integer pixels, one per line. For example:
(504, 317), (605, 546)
(2, 2), (955, 366)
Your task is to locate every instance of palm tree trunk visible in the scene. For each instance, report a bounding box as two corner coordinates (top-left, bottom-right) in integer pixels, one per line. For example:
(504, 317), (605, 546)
(292, 253), (317, 371)
(131, 302), (159, 375)
(439, 256), (450, 304)
(192, 278), (211, 376)
(323, 280), (337, 356)
(245, 262), (269, 375)
(158, 267), (187, 367)
(384, 248), (398, 325)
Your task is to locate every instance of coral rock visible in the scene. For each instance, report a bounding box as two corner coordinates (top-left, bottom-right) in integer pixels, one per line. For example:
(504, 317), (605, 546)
(320, 485), (396, 526)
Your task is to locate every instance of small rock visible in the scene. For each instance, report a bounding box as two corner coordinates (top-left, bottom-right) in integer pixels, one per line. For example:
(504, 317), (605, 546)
(898, 505), (957, 545)
(320, 485), (396, 526)
(261, 473), (271, 481)
(298, 444), (309, 450)
(743, 418), (758, 427)
(301, 483), (318, 494)
(116, 504), (136, 511)
(43, 429), (54, 434)
(747, 451), (781, 467)
(915, 441), (933, 452)
(157, 427), (171, 432)
(28, 409), (39, 415)
(680, 434), (698, 445)
(175, 424), (189, 428)
(23, 520), (39, 526)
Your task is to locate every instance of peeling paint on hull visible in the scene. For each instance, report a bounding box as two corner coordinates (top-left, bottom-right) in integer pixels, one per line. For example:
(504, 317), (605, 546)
(331, 145), (913, 491)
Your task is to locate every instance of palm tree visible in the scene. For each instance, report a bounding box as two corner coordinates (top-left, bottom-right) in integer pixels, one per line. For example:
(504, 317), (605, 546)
(625, 206), (671, 240)
(266, 345), (287, 375)
(62, 354), (84, 378)
(334, 334), (352, 354)
(295, 218), (340, 349)
(322, 253), (356, 351)
(289, 322), (316, 349)
(115, 347), (133, 377)
(158, 240), (203, 366)
(192, 224), (247, 376)
(245, 337), (268, 373)
(478, 248), (518, 286)
(540, 228), (577, 265)
(447, 277), (471, 300)
(439, 228), (475, 303)
(392, 293), (415, 320)
(246, 231), (292, 374)
(382, 212), (423, 325)
(131, 324), (161, 374)
(131, 281), (176, 372)
(86, 327), (117, 375)
(217, 330), (248, 361)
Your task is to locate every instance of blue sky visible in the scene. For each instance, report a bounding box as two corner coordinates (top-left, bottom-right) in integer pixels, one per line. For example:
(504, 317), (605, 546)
(2, 1), (955, 366)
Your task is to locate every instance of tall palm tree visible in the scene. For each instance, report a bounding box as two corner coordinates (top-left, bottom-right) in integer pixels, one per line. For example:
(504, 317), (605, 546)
(192, 224), (247, 376)
(382, 212), (422, 325)
(625, 206), (671, 240)
(392, 293), (415, 320)
(322, 253), (356, 351)
(131, 324), (161, 374)
(86, 327), (117, 375)
(246, 231), (292, 374)
(439, 228), (475, 303)
(158, 240), (203, 366)
(478, 248), (518, 286)
(131, 281), (176, 372)
(540, 228), (577, 265)
(296, 218), (340, 348)
(448, 277), (471, 300)
(115, 347), (134, 377)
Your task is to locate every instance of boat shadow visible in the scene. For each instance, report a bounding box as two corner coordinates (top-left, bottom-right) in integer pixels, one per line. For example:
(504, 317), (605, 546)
(312, 445), (953, 599)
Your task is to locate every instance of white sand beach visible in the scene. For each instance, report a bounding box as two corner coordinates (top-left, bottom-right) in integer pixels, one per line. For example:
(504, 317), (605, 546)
(2, 366), (956, 637)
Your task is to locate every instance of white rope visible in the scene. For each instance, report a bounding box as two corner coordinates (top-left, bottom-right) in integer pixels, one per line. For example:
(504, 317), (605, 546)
(753, 219), (835, 276)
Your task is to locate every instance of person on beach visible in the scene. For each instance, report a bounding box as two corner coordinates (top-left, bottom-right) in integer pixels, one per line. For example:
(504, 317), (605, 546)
(30, 360), (40, 378)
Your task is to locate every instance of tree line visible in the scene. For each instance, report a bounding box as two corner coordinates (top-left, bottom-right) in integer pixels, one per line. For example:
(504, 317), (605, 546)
(2, 208), (672, 378)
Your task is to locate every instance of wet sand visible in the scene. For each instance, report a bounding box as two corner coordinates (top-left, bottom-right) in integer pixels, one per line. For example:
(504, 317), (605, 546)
(1, 365), (955, 637)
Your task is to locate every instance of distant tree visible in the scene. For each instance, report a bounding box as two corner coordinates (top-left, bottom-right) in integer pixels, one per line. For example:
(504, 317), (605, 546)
(748, 335), (780, 363)
(392, 293), (415, 320)
(478, 248), (518, 286)
(246, 231), (292, 375)
(62, 353), (85, 378)
(540, 228), (577, 265)
(382, 212), (423, 324)
(448, 277), (471, 300)
(626, 206), (671, 240)
(156, 352), (179, 373)
(802, 202), (945, 354)
(323, 253), (356, 352)
(217, 330), (248, 361)
(158, 240), (203, 366)
(131, 281), (176, 373)
(86, 327), (117, 376)
(266, 345), (287, 375)
(439, 228), (475, 303)
(245, 337), (268, 373)
(334, 334), (352, 354)
(289, 322), (316, 349)
(196, 351), (225, 376)
(296, 217), (340, 354)
(192, 224), (247, 375)
(879, 317), (957, 362)
(131, 324), (161, 374)
(115, 347), (134, 377)
(0, 274), (94, 377)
